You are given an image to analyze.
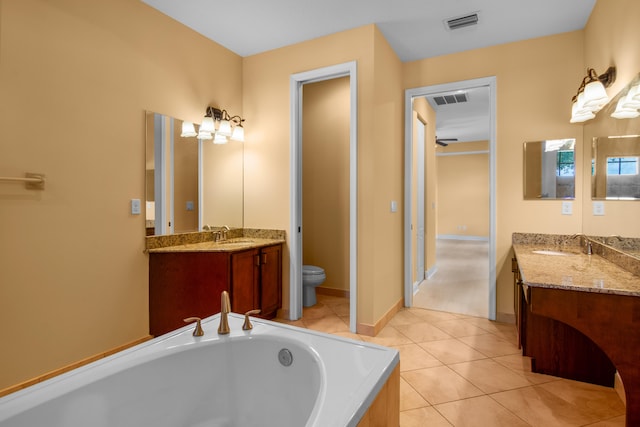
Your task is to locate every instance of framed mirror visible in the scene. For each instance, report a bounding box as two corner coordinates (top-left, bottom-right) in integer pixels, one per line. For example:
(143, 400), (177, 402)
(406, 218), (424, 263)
(592, 135), (640, 200)
(145, 111), (244, 237)
(523, 138), (576, 199)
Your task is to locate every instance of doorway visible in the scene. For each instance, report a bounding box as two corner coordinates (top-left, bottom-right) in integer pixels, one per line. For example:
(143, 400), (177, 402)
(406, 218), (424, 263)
(290, 61), (358, 332)
(404, 77), (497, 320)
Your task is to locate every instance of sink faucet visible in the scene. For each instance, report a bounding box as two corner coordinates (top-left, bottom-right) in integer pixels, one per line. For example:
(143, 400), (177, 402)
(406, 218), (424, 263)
(218, 291), (231, 335)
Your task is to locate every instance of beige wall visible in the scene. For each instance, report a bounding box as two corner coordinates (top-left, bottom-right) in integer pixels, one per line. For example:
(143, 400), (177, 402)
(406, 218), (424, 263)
(436, 141), (490, 238)
(404, 31), (585, 319)
(243, 25), (404, 329)
(302, 77), (350, 292)
(0, 0), (242, 389)
(582, 0), (640, 237)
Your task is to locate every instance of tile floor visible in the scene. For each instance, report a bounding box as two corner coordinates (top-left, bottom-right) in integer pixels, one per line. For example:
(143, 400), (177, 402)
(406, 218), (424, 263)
(414, 239), (489, 318)
(276, 294), (626, 427)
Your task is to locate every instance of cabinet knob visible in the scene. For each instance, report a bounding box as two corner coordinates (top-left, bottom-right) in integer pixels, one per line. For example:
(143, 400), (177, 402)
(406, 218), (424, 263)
(242, 309), (261, 330)
(184, 317), (204, 336)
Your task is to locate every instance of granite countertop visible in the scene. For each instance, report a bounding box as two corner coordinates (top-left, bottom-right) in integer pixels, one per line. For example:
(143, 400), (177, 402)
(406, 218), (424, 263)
(148, 237), (285, 253)
(513, 233), (640, 297)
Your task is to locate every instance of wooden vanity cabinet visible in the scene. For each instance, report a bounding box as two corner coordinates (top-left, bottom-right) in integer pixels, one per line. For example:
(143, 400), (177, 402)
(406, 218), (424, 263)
(512, 257), (616, 387)
(149, 243), (283, 336)
(149, 252), (230, 336)
(231, 244), (282, 319)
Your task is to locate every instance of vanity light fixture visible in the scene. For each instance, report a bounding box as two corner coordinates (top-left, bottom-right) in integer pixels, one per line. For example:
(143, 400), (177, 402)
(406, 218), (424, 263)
(193, 106), (245, 143)
(570, 66), (616, 123)
(180, 121), (197, 138)
(611, 83), (640, 119)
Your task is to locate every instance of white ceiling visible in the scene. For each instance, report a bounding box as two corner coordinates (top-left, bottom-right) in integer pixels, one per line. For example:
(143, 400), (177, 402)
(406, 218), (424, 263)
(427, 86), (490, 143)
(141, 0), (596, 142)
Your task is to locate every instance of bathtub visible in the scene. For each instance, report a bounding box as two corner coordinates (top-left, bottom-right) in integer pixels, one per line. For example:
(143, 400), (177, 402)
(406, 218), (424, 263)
(0, 313), (399, 427)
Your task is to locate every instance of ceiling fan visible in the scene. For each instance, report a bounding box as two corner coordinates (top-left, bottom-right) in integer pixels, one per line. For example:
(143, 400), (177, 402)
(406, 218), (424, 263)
(435, 137), (458, 147)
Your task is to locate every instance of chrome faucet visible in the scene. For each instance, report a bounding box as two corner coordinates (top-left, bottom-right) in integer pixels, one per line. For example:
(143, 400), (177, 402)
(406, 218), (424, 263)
(218, 291), (231, 335)
(220, 225), (230, 241)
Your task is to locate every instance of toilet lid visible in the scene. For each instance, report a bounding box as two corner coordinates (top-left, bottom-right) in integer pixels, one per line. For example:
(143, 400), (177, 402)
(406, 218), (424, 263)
(303, 265), (325, 275)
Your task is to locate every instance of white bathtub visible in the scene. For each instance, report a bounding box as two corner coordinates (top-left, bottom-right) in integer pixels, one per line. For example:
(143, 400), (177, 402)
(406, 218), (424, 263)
(0, 313), (399, 427)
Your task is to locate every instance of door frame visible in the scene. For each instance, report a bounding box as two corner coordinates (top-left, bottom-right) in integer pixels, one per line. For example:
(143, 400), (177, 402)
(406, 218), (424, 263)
(403, 76), (497, 320)
(289, 61), (358, 332)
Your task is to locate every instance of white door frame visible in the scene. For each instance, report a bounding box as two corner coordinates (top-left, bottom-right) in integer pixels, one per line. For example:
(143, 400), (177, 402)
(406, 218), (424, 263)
(403, 77), (497, 320)
(289, 61), (358, 332)
(415, 116), (426, 285)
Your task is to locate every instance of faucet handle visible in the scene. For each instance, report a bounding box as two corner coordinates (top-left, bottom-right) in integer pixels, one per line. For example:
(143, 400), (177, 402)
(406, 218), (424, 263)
(184, 317), (204, 336)
(242, 309), (261, 330)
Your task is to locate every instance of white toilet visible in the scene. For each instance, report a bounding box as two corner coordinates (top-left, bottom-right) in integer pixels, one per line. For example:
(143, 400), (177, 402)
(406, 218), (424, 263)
(302, 265), (326, 307)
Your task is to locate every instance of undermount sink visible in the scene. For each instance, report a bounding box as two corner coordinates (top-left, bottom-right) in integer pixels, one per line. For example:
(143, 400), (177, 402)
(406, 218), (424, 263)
(531, 250), (576, 256)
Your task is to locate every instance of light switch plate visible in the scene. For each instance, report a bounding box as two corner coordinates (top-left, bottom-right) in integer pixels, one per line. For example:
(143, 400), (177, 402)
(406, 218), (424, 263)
(131, 199), (141, 215)
(186, 201), (194, 211)
(593, 201), (605, 216)
(561, 201), (572, 215)
(390, 201), (397, 213)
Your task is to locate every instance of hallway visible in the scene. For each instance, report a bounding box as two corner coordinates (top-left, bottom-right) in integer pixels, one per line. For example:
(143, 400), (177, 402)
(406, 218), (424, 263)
(414, 239), (490, 318)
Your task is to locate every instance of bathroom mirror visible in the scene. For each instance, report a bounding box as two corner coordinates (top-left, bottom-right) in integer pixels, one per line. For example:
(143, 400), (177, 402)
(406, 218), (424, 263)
(592, 135), (640, 200)
(145, 111), (244, 236)
(523, 138), (576, 199)
(145, 112), (199, 236)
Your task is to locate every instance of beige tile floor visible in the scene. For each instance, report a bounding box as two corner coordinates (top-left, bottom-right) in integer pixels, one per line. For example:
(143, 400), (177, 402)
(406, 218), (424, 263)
(276, 294), (626, 427)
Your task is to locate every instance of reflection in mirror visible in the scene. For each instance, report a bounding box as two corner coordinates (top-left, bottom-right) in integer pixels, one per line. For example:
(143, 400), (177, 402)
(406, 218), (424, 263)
(145, 111), (245, 237)
(523, 139), (576, 199)
(145, 112), (200, 236)
(592, 135), (640, 200)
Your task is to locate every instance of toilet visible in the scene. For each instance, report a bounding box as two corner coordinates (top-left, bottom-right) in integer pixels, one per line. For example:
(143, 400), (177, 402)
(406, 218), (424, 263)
(302, 265), (326, 307)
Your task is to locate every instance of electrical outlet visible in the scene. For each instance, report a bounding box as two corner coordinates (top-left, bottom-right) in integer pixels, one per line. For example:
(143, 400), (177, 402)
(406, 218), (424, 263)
(561, 201), (572, 215)
(593, 201), (605, 216)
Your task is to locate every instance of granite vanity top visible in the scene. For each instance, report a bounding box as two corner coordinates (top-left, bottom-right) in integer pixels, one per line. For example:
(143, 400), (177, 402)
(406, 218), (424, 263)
(148, 237), (285, 253)
(146, 228), (286, 253)
(513, 233), (640, 297)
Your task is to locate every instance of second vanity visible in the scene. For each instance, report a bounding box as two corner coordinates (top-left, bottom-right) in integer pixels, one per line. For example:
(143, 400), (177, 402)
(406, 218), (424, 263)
(147, 229), (285, 337)
(512, 233), (640, 426)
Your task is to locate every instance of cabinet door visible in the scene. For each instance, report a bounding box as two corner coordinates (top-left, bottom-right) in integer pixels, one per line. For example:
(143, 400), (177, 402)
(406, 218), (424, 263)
(149, 252), (230, 336)
(231, 249), (260, 314)
(260, 244), (282, 318)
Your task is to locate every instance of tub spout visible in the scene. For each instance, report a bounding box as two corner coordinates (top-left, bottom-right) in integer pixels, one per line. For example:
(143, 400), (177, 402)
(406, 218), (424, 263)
(218, 291), (231, 335)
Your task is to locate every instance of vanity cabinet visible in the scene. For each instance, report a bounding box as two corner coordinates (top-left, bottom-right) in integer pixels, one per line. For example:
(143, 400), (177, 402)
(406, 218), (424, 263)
(231, 244), (282, 318)
(512, 257), (616, 387)
(149, 252), (230, 336)
(149, 243), (283, 336)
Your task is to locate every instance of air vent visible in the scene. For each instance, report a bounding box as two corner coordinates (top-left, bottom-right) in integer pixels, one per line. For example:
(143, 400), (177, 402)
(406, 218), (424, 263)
(433, 92), (468, 106)
(446, 13), (479, 30)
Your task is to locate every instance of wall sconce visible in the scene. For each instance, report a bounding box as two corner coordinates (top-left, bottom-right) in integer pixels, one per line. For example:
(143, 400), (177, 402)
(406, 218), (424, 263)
(570, 66), (616, 123)
(181, 106), (245, 143)
(180, 122), (197, 137)
(611, 82), (640, 119)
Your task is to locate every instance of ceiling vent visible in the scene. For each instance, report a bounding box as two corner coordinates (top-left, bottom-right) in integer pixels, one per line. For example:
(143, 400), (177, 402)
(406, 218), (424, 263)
(445, 13), (479, 31)
(433, 92), (468, 106)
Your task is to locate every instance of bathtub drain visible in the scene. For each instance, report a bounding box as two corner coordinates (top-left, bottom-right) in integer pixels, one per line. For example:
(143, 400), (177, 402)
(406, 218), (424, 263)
(278, 348), (293, 367)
